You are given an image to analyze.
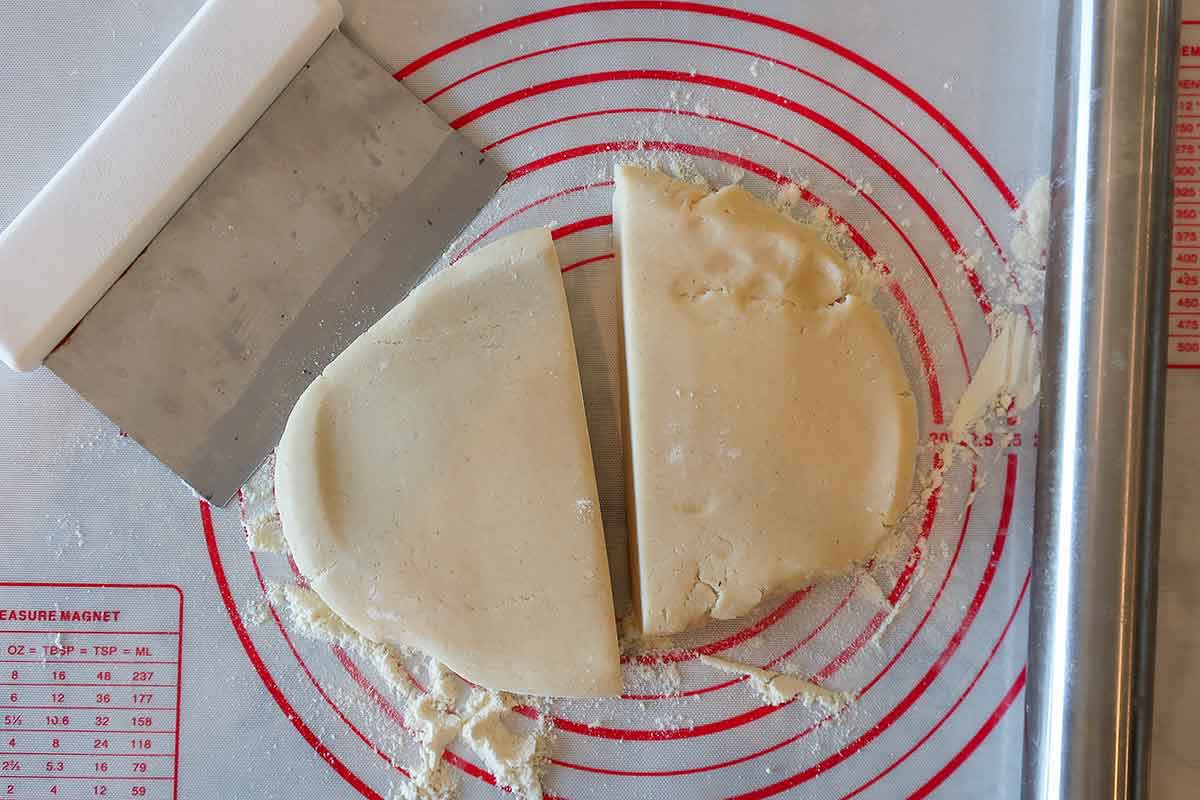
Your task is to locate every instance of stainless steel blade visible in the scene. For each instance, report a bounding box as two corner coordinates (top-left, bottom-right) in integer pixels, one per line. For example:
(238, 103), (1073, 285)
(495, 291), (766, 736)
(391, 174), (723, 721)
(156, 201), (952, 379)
(46, 31), (507, 506)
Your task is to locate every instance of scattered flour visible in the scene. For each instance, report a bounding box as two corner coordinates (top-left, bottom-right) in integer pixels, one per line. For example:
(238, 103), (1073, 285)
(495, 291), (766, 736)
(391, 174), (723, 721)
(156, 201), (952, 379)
(871, 598), (907, 647)
(266, 581), (548, 798)
(910, 294), (1041, 513)
(428, 659), (461, 706)
(626, 658), (683, 696)
(267, 581), (372, 654)
(1006, 175), (1051, 305)
(403, 693), (460, 792)
(244, 514), (287, 553)
(267, 582), (416, 704)
(240, 454), (275, 506)
(949, 312), (1041, 443)
(616, 614), (686, 696)
(460, 691), (545, 800)
(799, 203), (888, 299)
(241, 456), (288, 553)
(773, 181), (805, 210)
(1011, 175), (1050, 272)
(699, 655), (852, 711)
(396, 759), (458, 800)
(404, 694), (461, 794)
(953, 248), (985, 283)
(242, 595), (271, 626)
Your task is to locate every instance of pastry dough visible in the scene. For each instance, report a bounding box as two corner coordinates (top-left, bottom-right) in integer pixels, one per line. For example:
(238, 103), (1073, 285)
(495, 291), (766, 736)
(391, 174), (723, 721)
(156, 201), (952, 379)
(615, 165), (918, 636)
(275, 228), (622, 697)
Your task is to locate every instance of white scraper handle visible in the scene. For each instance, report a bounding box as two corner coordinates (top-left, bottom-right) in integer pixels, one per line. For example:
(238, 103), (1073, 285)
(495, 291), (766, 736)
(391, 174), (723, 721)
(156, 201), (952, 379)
(0, 0), (343, 372)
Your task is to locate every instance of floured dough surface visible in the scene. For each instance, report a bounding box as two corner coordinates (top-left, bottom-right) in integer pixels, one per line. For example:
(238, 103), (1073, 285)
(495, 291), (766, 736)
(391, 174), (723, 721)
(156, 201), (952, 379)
(275, 228), (622, 697)
(615, 165), (918, 636)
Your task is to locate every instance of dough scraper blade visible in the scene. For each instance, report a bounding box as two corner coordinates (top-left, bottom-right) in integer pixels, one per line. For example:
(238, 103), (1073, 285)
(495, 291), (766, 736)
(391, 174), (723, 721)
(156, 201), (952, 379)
(46, 31), (507, 506)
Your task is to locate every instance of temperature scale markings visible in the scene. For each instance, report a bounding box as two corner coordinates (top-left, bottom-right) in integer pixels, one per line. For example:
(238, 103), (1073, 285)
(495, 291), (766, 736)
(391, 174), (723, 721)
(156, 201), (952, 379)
(1173, 23), (1200, 366)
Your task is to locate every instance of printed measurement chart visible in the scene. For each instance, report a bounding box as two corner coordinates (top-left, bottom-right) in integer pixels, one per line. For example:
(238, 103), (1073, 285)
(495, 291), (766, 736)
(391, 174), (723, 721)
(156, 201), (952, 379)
(0, 584), (182, 800)
(1174, 21), (1200, 368)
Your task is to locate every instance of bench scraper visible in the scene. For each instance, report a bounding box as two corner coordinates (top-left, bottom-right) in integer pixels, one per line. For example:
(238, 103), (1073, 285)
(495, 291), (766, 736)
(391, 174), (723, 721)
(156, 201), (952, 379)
(0, 0), (507, 505)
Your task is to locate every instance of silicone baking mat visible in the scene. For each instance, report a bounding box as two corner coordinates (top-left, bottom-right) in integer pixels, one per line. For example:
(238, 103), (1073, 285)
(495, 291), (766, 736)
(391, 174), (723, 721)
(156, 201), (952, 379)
(0, 1), (1066, 797)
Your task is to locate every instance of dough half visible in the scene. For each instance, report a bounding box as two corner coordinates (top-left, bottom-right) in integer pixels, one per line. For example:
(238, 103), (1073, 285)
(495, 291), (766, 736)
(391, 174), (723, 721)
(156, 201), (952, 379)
(275, 228), (623, 696)
(615, 165), (918, 636)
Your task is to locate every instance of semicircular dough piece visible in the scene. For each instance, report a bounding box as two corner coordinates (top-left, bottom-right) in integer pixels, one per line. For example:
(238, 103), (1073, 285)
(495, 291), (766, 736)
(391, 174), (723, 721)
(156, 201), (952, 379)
(615, 165), (918, 637)
(275, 228), (622, 697)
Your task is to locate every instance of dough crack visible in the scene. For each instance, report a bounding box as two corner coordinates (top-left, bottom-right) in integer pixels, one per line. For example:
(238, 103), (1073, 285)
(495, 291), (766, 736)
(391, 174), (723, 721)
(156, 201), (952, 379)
(695, 572), (722, 601)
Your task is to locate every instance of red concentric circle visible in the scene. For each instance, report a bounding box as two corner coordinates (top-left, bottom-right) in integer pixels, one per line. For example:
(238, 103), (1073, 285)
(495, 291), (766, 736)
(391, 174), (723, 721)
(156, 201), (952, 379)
(209, 4), (1035, 798)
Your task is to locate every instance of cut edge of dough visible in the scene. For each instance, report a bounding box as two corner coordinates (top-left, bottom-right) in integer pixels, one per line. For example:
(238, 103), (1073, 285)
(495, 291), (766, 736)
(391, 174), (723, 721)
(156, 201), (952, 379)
(613, 173), (644, 643)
